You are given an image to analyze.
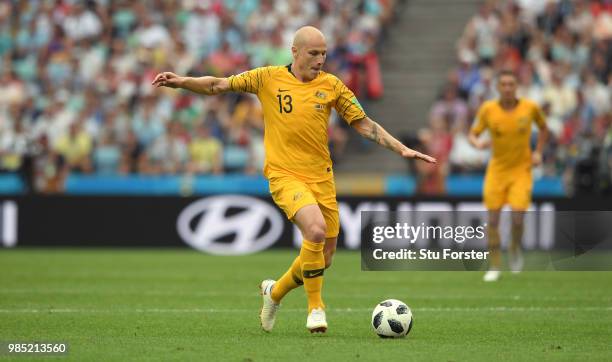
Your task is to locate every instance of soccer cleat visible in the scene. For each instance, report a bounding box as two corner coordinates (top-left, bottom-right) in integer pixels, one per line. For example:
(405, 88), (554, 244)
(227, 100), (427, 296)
(259, 279), (279, 332)
(306, 308), (327, 333)
(509, 248), (524, 274)
(483, 269), (501, 282)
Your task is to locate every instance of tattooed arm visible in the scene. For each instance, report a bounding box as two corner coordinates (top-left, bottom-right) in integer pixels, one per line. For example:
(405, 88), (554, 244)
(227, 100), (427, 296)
(152, 72), (230, 95)
(351, 117), (436, 163)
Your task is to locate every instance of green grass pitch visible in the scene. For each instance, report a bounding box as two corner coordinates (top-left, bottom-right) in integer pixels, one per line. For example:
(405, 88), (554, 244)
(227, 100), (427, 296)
(1, 249), (611, 361)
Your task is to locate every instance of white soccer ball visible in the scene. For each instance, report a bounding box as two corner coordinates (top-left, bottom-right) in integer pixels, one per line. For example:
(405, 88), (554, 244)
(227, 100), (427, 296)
(371, 299), (413, 338)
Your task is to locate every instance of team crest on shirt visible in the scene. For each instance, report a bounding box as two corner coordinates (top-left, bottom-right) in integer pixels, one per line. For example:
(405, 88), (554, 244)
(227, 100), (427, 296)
(315, 90), (327, 99)
(293, 192), (303, 201)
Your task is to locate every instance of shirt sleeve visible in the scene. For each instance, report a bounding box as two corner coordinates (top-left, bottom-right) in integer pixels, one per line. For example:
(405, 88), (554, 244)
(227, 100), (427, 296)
(470, 103), (488, 136)
(227, 67), (270, 94)
(532, 102), (546, 129)
(333, 78), (366, 124)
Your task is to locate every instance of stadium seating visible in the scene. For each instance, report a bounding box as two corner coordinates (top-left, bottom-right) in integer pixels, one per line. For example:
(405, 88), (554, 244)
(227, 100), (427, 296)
(0, 0), (394, 193)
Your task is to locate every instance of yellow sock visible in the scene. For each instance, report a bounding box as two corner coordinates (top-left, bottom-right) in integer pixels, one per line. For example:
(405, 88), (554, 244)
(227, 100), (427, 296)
(270, 256), (302, 303)
(488, 225), (501, 269)
(300, 239), (325, 312)
(510, 224), (523, 253)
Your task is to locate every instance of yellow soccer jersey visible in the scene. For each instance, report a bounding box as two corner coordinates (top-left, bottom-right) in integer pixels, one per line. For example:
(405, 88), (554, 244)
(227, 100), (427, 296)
(471, 99), (546, 175)
(228, 65), (366, 182)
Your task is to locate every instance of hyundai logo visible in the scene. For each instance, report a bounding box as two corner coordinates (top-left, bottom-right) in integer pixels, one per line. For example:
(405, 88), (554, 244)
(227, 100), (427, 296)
(177, 195), (284, 255)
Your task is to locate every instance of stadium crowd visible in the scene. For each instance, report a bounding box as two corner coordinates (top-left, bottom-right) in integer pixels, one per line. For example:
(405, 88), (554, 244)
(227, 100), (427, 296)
(417, 0), (612, 195)
(0, 0), (393, 193)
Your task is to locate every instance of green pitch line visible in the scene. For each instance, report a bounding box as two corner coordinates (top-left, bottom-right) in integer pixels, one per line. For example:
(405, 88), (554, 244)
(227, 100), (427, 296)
(0, 249), (611, 362)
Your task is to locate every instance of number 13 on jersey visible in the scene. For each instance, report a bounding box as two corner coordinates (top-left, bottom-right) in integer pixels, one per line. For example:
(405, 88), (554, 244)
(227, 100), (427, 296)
(277, 94), (293, 113)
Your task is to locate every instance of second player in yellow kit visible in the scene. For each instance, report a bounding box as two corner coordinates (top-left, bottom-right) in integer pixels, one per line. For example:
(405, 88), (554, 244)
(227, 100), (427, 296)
(471, 98), (546, 210)
(469, 70), (548, 281)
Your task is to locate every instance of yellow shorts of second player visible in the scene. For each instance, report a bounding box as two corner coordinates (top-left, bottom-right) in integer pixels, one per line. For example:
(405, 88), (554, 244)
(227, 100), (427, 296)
(269, 174), (339, 239)
(483, 171), (533, 211)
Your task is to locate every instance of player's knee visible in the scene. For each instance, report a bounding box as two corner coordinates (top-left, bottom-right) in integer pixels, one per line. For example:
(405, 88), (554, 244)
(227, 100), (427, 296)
(305, 223), (327, 242)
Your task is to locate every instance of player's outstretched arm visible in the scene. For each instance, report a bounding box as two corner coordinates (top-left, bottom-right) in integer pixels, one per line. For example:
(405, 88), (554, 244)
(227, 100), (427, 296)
(152, 72), (230, 95)
(351, 117), (436, 163)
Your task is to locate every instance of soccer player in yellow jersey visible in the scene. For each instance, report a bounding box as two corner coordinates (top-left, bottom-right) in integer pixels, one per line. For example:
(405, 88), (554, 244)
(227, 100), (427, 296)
(153, 26), (436, 333)
(469, 70), (549, 282)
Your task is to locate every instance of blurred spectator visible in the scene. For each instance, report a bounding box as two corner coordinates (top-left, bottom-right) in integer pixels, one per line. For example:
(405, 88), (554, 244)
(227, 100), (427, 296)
(93, 131), (121, 175)
(541, 101), (563, 140)
(0, 117), (28, 172)
(134, 13), (170, 50)
(54, 122), (93, 173)
(224, 122), (254, 174)
(263, 29), (293, 66)
(566, 0), (593, 34)
(0, 71), (27, 108)
(542, 69), (577, 119)
(582, 72), (611, 116)
(32, 135), (66, 194)
(209, 41), (248, 76)
(140, 122), (188, 175)
(132, 97), (165, 148)
(517, 66), (543, 105)
(469, 67), (498, 110)
(537, 0), (563, 36)
(430, 85), (469, 129)
(188, 123), (223, 175)
(118, 130), (142, 174)
(62, 3), (103, 42)
(456, 59), (482, 97)
(449, 119), (489, 173)
(184, 4), (221, 58)
(462, 2), (500, 63)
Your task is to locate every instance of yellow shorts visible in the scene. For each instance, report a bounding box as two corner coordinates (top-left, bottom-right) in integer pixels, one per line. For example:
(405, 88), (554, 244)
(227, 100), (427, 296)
(483, 171), (532, 211)
(269, 175), (339, 238)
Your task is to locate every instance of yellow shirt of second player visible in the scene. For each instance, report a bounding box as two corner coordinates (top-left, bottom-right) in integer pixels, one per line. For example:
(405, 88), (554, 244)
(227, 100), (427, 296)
(471, 99), (545, 176)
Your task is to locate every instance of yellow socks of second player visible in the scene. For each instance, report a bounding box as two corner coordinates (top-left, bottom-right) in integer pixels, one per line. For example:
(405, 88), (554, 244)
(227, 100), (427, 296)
(270, 256), (303, 303)
(300, 239), (325, 312)
(488, 225), (502, 269)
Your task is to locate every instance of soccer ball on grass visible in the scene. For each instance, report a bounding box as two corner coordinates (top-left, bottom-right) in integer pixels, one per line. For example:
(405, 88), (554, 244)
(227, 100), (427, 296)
(371, 299), (413, 338)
